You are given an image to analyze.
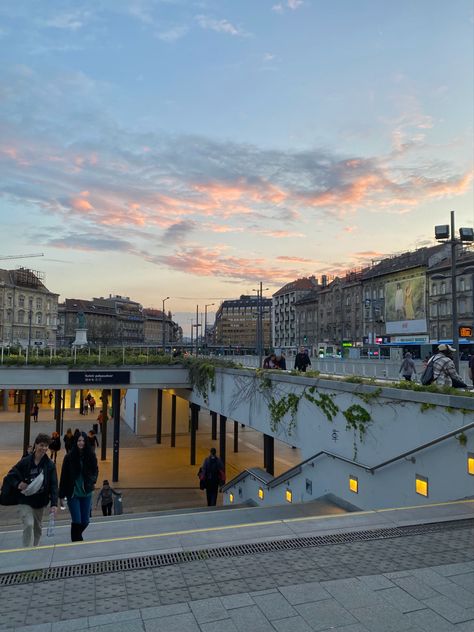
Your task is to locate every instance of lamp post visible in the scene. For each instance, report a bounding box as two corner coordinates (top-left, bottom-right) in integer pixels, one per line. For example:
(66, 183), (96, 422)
(204, 303), (214, 353)
(434, 211), (474, 371)
(162, 297), (169, 352)
(252, 282), (268, 367)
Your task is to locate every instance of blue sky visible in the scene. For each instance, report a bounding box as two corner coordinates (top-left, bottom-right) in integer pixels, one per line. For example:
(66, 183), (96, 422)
(0, 0), (473, 332)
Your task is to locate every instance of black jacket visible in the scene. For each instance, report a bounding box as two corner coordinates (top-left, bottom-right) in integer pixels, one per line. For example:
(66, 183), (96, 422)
(5, 454), (58, 509)
(59, 451), (98, 499)
(294, 352), (311, 370)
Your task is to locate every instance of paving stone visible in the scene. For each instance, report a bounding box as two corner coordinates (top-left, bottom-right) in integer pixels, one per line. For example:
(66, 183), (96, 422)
(141, 603), (190, 620)
(88, 622), (145, 632)
(252, 592), (297, 621)
(349, 603), (419, 632)
(51, 618), (89, 631)
(278, 581), (331, 605)
(391, 576), (439, 600)
(357, 574), (395, 590)
(219, 580), (251, 595)
(296, 599), (358, 631)
(0, 612), (26, 629)
(199, 620), (239, 632)
(242, 576), (277, 591)
(449, 571), (474, 591)
(127, 593), (161, 609)
(407, 568), (452, 588)
(430, 562), (474, 576)
(157, 587), (191, 604)
(88, 609), (141, 627)
(404, 608), (458, 631)
(220, 593), (254, 610)
(377, 586), (426, 613)
(10, 625), (52, 632)
(93, 598), (131, 616)
(431, 579), (474, 606)
(271, 615), (313, 632)
(421, 595), (474, 624)
(321, 577), (384, 608)
(189, 597), (228, 624)
(228, 605), (275, 632)
(188, 583), (221, 601)
(144, 612), (200, 632)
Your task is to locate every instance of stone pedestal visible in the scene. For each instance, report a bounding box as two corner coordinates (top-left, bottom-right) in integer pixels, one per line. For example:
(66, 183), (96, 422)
(72, 329), (88, 347)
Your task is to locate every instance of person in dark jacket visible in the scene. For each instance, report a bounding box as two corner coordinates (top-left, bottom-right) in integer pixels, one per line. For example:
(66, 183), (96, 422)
(63, 428), (74, 453)
(96, 480), (120, 516)
(200, 448), (225, 507)
(399, 352), (416, 381)
(59, 431), (98, 542)
(49, 432), (61, 463)
(4, 433), (58, 547)
(294, 346), (311, 372)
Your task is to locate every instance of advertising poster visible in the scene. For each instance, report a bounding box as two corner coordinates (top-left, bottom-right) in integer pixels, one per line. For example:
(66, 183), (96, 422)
(385, 275), (426, 334)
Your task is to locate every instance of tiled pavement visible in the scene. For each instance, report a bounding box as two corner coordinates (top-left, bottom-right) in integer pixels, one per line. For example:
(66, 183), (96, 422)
(2, 523), (474, 632)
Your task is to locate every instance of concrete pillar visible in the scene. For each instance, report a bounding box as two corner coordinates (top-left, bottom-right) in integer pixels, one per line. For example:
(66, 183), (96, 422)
(2, 389), (8, 411)
(23, 390), (32, 456)
(170, 394), (176, 447)
(54, 390), (61, 435)
(112, 389), (121, 483)
(233, 421), (239, 453)
(219, 415), (227, 466)
(100, 389), (109, 462)
(190, 403), (199, 466)
(211, 411), (217, 441)
(264, 434), (274, 476)
(156, 388), (163, 444)
(70, 389), (76, 409)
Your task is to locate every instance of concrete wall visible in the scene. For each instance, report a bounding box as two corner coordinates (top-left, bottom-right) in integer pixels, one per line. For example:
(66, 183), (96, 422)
(122, 388), (190, 437)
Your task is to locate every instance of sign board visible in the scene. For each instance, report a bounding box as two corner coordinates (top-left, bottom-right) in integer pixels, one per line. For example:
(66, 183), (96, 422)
(68, 371), (130, 385)
(459, 326), (473, 338)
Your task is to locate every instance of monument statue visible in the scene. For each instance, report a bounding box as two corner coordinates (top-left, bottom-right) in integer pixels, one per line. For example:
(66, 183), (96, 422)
(73, 311), (88, 347)
(76, 311), (86, 329)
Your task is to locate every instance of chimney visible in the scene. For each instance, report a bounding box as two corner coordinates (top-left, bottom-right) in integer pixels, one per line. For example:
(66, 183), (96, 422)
(321, 274), (328, 287)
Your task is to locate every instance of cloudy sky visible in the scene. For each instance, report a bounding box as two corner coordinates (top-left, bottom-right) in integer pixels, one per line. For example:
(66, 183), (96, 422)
(0, 0), (473, 332)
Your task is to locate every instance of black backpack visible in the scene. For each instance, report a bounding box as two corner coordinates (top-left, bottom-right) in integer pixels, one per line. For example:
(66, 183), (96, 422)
(420, 358), (435, 386)
(0, 472), (20, 506)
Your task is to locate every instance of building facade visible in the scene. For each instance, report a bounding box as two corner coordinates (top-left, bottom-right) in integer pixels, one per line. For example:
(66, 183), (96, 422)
(272, 277), (319, 350)
(0, 268), (59, 348)
(214, 295), (272, 351)
(143, 308), (183, 346)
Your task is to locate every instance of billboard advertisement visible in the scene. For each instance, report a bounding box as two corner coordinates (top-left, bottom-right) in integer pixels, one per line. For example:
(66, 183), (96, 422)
(385, 275), (426, 335)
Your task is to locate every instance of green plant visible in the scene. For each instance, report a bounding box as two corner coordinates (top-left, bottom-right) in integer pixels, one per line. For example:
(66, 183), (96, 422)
(420, 402), (436, 413)
(304, 387), (339, 421)
(343, 404), (372, 440)
(268, 392), (301, 435)
(456, 432), (468, 446)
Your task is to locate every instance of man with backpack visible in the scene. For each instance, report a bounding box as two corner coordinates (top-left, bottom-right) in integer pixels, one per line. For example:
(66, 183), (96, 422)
(431, 344), (467, 388)
(199, 448), (225, 507)
(1, 433), (58, 547)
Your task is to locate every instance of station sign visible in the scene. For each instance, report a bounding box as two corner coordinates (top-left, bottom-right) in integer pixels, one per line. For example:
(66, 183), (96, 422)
(68, 371), (131, 385)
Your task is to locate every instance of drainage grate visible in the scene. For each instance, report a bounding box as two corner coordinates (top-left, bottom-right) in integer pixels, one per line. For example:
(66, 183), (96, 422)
(1, 518), (472, 586)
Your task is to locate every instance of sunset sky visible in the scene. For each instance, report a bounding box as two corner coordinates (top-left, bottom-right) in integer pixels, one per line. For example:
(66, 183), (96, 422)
(0, 0), (473, 333)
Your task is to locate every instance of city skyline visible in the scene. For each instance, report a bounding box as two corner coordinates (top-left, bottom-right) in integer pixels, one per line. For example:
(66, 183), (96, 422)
(0, 0), (473, 334)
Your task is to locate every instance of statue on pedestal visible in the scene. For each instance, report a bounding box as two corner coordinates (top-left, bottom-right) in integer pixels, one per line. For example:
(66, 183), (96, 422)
(73, 311), (88, 347)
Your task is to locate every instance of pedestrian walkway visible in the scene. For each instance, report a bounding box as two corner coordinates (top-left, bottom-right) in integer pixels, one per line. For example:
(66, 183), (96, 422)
(0, 500), (473, 631)
(0, 407), (302, 519)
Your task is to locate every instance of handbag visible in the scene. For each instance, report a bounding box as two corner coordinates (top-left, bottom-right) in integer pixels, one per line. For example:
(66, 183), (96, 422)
(197, 468), (206, 490)
(22, 471), (44, 496)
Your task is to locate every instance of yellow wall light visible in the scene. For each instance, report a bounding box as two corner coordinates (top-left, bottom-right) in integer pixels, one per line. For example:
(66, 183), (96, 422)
(285, 489), (292, 503)
(258, 487), (264, 500)
(415, 475), (428, 497)
(349, 475), (358, 494)
(468, 453), (474, 476)
(229, 493), (234, 504)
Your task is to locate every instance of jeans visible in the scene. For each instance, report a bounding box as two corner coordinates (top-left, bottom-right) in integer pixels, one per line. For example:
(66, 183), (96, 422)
(102, 503), (113, 516)
(206, 483), (219, 507)
(18, 504), (44, 547)
(68, 495), (92, 526)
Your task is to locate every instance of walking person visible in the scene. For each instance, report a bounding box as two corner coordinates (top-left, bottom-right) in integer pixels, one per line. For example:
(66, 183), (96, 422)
(59, 431), (98, 542)
(3, 433), (58, 547)
(399, 352), (416, 381)
(63, 428), (74, 454)
(294, 346), (311, 372)
(32, 403), (39, 423)
(96, 480), (120, 516)
(87, 429), (99, 452)
(49, 432), (61, 463)
(432, 344), (467, 388)
(199, 448), (225, 507)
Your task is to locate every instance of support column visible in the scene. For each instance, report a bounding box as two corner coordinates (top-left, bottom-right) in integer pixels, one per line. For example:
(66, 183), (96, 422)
(61, 389), (66, 435)
(79, 389), (84, 415)
(233, 421), (239, 453)
(190, 403), (199, 466)
(100, 389), (109, 462)
(23, 390), (32, 456)
(156, 389), (163, 444)
(219, 415), (227, 467)
(2, 389), (9, 411)
(112, 389), (121, 483)
(211, 411), (217, 441)
(264, 434), (274, 476)
(170, 394), (176, 447)
(54, 390), (61, 435)
(70, 390), (77, 409)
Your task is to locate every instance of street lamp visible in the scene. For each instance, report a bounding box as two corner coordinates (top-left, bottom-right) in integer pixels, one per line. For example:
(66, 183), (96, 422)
(162, 297), (170, 352)
(434, 211), (474, 370)
(252, 282), (269, 366)
(204, 303), (214, 353)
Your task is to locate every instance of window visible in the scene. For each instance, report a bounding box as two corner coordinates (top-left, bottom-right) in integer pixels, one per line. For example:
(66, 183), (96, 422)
(18, 295), (25, 308)
(35, 330), (41, 339)
(379, 288), (384, 299)
(17, 311), (25, 324)
(431, 283), (437, 296)
(7, 295), (12, 307)
(36, 298), (42, 309)
(441, 282), (446, 294)
(36, 313), (42, 325)
(459, 278), (465, 292)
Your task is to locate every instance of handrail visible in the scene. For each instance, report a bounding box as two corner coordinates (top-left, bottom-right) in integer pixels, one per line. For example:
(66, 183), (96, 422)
(222, 421), (474, 492)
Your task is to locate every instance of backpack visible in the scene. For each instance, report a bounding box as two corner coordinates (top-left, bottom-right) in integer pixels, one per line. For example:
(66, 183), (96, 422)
(420, 358), (435, 386)
(0, 472), (20, 506)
